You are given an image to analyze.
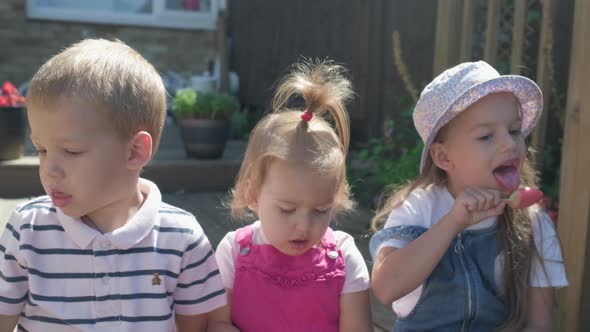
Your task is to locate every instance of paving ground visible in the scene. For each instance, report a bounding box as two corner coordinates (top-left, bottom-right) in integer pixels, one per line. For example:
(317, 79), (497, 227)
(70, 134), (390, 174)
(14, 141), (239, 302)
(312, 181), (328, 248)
(0, 192), (395, 331)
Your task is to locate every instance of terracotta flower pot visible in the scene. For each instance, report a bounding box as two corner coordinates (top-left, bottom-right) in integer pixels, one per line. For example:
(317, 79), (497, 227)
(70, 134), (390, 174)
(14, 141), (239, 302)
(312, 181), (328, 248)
(0, 106), (26, 160)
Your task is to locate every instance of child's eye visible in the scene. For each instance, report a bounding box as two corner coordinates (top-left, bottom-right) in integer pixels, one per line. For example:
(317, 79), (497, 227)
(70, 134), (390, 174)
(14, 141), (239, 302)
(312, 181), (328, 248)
(477, 134), (492, 141)
(279, 207), (295, 214)
(34, 148), (46, 155)
(314, 209), (330, 215)
(65, 149), (83, 156)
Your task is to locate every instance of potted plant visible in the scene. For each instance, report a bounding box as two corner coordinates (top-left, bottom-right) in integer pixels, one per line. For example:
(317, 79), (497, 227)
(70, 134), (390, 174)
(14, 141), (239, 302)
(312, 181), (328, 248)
(172, 89), (239, 159)
(0, 81), (27, 161)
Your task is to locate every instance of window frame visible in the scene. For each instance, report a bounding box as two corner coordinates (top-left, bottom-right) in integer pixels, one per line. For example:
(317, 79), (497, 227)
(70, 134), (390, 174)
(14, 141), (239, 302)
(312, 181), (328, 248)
(26, 0), (220, 30)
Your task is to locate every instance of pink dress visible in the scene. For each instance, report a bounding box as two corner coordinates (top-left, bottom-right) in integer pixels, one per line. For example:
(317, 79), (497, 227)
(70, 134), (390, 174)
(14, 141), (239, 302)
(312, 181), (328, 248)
(231, 225), (346, 331)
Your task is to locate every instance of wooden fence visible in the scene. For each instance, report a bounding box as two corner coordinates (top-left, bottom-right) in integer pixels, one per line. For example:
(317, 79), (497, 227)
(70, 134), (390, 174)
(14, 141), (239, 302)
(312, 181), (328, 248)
(433, 0), (572, 169)
(228, 0), (438, 142)
(556, 0), (590, 329)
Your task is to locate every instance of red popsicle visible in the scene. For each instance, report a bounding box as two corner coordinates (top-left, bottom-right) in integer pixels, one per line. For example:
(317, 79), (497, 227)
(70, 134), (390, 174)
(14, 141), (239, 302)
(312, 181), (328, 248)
(505, 186), (544, 209)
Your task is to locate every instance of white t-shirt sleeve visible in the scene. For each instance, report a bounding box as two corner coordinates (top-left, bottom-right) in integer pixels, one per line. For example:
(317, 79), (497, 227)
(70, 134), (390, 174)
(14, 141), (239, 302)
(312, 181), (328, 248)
(0, 210), (29, 315)
(529, 210), (568, 288)
(378, 188), (433, 251)
(215, 231), (238, 289)
(336, 231), (370, 294)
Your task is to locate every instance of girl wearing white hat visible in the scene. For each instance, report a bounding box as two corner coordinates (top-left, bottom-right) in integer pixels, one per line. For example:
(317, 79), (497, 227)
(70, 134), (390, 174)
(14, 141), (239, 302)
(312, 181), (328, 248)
(370, 61), (567, 331)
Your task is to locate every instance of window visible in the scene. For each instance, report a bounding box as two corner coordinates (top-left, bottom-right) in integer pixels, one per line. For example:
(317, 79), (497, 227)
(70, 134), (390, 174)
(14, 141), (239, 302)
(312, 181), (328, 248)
(26, 0), (221, 30)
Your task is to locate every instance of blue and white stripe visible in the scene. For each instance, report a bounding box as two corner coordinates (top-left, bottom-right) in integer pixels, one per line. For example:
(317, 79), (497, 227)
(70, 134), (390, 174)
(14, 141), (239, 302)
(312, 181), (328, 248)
(0, 180), (226, 331)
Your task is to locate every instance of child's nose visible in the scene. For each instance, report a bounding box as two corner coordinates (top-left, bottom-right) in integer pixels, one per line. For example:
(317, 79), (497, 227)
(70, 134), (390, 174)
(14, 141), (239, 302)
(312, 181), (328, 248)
(295, 213), (314, 233)
(499, 131), (518, 152)
(42, 154), (64, 178)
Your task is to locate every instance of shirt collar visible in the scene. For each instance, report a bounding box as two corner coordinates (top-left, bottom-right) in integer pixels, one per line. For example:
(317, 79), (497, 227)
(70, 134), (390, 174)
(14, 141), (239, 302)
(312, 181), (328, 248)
(58, 178), (162, 249)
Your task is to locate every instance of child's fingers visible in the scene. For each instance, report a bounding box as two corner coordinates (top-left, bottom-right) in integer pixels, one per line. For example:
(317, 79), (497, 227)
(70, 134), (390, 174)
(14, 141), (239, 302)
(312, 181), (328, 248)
(461, 192), (478, 213)
(465, 188), (494, 211)
(477, 190), (494, 211)
(465, 188), (485, 211)
(481, 189), (501, 211)
(457, 188), (505, 225)
(495, 201), (507, 214)
(490, 190), (502, 207)
(480, 201), (506, 219)
(468, 188), (503, 211)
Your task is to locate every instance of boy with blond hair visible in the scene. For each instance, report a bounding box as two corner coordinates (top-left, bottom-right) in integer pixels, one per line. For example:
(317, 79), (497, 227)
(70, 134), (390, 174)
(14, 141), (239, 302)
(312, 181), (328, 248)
(0, 39), (226, 331)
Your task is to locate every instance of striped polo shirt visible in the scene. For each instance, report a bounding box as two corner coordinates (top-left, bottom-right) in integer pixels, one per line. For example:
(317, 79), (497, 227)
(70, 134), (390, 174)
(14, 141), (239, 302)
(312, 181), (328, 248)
(0, 179), (226, 331)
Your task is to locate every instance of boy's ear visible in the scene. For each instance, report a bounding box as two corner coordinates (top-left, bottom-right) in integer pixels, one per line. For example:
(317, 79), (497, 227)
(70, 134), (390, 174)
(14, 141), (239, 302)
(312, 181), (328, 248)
(128, 131), (153, 170)
(429, 142), (453, 171)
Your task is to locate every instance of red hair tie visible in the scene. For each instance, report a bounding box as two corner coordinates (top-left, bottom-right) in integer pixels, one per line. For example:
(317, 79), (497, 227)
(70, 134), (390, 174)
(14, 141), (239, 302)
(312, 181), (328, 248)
(300, 110), (313, 122)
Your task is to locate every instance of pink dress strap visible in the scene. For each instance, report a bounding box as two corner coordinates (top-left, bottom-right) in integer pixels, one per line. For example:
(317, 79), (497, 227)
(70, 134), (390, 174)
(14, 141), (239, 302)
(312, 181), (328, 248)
(320, 226), (337, 249)
(234, 224), (253, 247)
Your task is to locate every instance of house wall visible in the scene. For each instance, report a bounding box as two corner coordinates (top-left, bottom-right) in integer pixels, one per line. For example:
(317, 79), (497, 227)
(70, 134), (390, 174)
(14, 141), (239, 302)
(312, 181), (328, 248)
(0, 0), (217, 89)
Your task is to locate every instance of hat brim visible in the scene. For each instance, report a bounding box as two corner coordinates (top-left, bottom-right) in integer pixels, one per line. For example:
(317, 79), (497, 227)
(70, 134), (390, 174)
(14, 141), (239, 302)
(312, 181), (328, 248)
(419, 75), (543, 172)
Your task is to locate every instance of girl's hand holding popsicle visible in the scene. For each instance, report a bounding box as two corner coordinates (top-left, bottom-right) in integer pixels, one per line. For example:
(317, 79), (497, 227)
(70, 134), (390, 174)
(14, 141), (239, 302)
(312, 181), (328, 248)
(503, 186), (544, 209)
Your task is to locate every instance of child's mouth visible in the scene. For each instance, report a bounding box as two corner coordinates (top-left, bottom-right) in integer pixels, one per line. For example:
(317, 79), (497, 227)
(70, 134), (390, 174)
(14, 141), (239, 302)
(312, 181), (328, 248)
(50, 191), (72, 207)
(289, 239), (309, 250)
(493, 162), (520, 192)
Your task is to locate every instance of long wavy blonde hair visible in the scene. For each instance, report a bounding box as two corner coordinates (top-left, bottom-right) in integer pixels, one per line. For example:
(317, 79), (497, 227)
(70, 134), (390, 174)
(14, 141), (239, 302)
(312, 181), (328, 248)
(371, 129), (545, 332)
(230, 60), (354, 219)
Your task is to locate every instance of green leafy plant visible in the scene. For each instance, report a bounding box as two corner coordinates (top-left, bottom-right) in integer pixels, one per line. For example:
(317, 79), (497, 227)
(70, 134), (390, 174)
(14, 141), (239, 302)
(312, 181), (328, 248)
(348, 30), (424, 207)
(348, 106), (422, 208)
(210, 94), (240, 120)
(171, 89), (197, 118)
(230, 107), (251, 140)
(172, 89), (239, 121)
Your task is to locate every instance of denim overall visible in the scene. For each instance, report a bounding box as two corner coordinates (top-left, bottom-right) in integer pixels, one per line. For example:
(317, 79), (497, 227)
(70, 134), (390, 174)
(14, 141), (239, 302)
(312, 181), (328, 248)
(370, 225), (508, 332)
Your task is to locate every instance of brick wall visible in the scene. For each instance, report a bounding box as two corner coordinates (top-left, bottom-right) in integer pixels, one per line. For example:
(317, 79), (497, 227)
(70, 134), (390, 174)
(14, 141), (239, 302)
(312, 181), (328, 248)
(0, 0), (217, 88)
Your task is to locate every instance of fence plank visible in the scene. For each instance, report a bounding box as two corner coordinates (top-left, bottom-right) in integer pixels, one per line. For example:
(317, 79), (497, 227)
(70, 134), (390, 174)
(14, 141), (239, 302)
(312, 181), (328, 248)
(557, 0), (590, 330)
(434, 0), (462, 75)
(216, 10), (229, 93)
(531, 0), (555, 169)
(510, 0), (527, 74)
(365, 0), (386, 138)
(460, 0), (474, 62)
(434, 0), (452, 75)
(484, 0), (500, 66)
(230, 0), (436, 141)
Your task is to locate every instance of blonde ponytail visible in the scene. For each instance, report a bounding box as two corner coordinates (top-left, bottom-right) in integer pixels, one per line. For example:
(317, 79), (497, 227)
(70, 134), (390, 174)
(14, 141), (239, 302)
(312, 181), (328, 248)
(230, 59), (355, 219)
(272, 60), (352, 152)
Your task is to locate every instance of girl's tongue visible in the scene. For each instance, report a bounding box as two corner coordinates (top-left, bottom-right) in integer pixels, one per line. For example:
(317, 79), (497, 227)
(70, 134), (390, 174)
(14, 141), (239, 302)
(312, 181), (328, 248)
(493, 165), (520, 192)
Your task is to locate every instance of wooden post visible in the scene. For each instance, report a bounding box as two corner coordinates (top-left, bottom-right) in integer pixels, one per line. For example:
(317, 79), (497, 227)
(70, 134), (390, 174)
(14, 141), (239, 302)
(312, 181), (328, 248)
(459, 0), (474, 62)
(510, 0), (527, 74)
(216, 9), (229, 94)
(530, 0), (555, 170)
(433, 0), (463, 76)
(556, 0), (590, 330)
(483, 0), (500, 66)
